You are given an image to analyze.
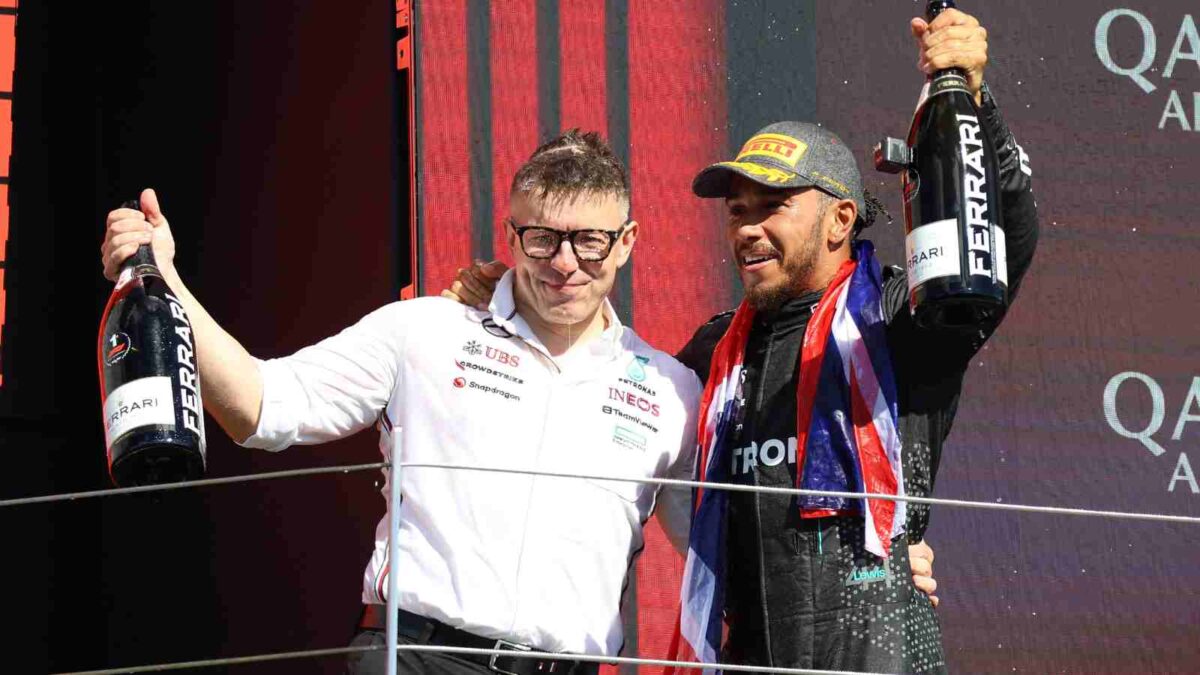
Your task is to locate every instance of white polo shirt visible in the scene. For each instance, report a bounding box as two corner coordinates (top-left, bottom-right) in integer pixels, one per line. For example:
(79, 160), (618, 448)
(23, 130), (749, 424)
(240, 271), (701, 655)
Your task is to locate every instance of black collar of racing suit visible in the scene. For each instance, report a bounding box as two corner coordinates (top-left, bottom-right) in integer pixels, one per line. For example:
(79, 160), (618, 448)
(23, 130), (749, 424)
(751, 287), (826, 333)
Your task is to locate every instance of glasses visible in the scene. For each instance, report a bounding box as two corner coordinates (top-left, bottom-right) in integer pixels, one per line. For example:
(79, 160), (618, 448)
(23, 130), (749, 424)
(507, 218), (629, 262)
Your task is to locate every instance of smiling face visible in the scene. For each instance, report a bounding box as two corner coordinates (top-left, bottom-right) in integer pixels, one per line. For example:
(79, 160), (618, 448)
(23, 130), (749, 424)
(507, 191), (636, 333)
(724, 175), (845, 310)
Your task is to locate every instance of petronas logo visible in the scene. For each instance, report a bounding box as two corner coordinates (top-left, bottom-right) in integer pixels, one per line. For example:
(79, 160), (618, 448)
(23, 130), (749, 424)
(626, 355), (649, 382)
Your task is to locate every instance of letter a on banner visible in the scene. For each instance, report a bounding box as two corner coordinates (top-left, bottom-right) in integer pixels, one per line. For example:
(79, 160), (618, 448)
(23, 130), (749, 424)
(1169, 452), (1199, 493)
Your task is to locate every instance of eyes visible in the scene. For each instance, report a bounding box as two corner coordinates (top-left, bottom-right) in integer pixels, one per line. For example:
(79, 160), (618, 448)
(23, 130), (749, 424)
(726, 200), (789, 219)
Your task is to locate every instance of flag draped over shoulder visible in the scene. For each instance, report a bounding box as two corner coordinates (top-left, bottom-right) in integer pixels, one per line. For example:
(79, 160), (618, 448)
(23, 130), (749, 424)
(671, 240), (904, 671)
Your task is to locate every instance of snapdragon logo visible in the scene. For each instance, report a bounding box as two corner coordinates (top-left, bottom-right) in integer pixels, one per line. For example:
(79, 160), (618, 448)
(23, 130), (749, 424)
(1095, 9), (1200, 131)
(1103, 372), (1200, 493)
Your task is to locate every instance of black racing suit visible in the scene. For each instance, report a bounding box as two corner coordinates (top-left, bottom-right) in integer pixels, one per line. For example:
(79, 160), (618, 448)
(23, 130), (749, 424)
(675, 87), (1038, 673)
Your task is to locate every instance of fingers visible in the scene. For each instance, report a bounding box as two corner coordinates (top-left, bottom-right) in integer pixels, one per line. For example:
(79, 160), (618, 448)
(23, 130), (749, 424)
(440, 289), (466, 303)
(922, 24), (985, 50)
(927, 8), (979, 32)
(910, 539), (935, 564)
(910, 17), (928, 39)
(910, 555), (933, 579)
(140, 187), (167, 227)
(104, 242), (142, 281)
(912, 570), (938, 597)
(101, 216), (155, 280)
(455, 268), (492, 308)
(480, 260), (509, 279)
(106, 208), (145, 228)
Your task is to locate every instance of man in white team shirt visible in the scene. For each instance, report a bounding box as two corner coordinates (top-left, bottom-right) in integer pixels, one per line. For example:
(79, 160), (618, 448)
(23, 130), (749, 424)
(100, 130), (702, 674)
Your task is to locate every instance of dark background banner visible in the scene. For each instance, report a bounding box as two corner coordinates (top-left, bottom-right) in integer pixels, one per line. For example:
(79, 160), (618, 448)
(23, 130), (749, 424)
(414, 1), (1200, 672)
(0, 1), (1197, 673)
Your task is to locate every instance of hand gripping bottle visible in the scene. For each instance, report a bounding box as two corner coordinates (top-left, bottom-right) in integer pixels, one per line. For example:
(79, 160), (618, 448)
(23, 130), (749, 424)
(875, 0), (1007, 330)
(98, 199), (206, 486)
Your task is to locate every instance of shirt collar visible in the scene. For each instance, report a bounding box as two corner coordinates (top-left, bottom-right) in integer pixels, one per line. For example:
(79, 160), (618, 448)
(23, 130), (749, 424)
(489, 269), (625, 363)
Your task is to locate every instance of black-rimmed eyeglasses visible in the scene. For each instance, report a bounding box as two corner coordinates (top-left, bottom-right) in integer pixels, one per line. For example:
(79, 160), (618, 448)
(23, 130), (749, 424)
(507, 218), (629, 262)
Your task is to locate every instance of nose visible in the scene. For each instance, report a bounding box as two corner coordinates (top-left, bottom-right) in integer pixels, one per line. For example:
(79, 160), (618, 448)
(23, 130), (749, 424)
(729, 220), (763, 245)
(548, 238), (579, 276)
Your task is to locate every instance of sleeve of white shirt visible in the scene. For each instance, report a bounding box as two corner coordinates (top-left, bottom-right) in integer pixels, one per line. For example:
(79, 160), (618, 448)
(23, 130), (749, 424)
(239, 302), (405, 452)
(656, 368), (702, 556)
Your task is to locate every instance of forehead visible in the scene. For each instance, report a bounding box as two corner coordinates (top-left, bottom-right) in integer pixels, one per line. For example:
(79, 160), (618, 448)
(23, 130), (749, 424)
(510, 191), (627, 229)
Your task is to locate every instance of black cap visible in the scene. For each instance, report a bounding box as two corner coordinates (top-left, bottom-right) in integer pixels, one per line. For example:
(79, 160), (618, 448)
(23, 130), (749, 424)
(692, 121), (866, 216)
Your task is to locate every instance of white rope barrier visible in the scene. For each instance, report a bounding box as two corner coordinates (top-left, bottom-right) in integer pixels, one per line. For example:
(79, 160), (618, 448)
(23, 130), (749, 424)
(0, 462), (388, 508)
(54, 642), (893, 675)
(4, 458), (1198, 526)
(398, 462), (1200, 526)
(24, 457), (1195, 674)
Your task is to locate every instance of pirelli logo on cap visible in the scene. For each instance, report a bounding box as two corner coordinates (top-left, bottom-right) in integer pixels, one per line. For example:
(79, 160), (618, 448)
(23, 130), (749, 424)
(735, 133), (808, 168)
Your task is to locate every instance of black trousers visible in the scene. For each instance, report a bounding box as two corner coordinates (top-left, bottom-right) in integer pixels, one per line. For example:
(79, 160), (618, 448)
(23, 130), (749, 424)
(345, 630), (491, 675)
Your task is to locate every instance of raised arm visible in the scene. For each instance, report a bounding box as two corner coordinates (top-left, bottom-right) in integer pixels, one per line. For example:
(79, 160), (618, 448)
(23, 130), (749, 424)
(102, 189), (401, 449)
(102, 188), (263, 442)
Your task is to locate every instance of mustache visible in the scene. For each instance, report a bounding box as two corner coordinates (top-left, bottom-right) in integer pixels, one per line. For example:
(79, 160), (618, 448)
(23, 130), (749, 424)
(739, 244), (781, 259)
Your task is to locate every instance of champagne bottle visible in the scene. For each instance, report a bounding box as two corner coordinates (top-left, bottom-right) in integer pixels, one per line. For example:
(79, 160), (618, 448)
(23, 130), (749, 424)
(98, 199), (205, 486)
(875, 0), (1007, 330)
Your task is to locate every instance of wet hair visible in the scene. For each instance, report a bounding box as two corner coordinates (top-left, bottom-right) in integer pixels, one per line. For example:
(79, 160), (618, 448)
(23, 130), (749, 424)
(510, 129), (631, 217)
(854, 189), (892, 238)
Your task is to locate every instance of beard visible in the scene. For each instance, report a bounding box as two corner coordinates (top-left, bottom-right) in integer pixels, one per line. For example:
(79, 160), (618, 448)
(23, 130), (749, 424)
(744, 239), (820, 311)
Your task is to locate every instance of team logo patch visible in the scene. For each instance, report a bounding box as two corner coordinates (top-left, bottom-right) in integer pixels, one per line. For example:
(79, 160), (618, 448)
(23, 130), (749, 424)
(735, 133), (808, 167)
(720, 161), (796, 184)
(613, 425), (648, 452)
(463, 340), (482, 356)
(626, 355), (650, 382)
(845, 561), (894, 587)
(104, 332), (134, 366)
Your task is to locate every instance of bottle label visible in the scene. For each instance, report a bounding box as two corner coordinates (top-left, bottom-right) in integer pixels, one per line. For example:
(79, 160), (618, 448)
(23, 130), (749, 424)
(906, 219), (961, 291)
(931, 72), (970, 97)
(103, 376), (176, 448)
(957, 113), (997, 280)
(995, 226), (1008, 287)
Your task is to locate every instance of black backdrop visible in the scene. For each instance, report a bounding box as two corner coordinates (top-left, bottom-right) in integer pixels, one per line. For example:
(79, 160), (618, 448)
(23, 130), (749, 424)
(0, 2), (399, 672)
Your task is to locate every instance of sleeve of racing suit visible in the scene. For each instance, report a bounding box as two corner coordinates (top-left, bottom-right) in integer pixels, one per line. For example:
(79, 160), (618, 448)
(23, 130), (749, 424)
(882, 81), (1040, 361)
(673, 310), (735, 387)
(239, 302), (405, 452)
(655, 369), (703, 555)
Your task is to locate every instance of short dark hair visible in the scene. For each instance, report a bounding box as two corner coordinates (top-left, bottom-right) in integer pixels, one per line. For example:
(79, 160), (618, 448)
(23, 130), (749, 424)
(510, 129), (630, 217)
(854, 189), (891, 239)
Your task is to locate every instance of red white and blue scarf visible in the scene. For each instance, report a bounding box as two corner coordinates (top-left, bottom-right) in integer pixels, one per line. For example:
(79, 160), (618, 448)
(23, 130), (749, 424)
(672, 240), (905, 670)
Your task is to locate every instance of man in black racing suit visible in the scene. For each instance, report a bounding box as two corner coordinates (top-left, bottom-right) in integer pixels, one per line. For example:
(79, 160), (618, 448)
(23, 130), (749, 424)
(673, 9), (1038, 673)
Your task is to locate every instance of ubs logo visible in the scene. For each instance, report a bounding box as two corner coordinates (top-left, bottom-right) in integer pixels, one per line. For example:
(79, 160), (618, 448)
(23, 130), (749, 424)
(463, 340), (519, 367)
(485, 346), (520, 368)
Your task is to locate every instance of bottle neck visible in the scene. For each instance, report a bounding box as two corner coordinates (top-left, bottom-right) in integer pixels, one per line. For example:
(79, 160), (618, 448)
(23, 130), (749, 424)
(122, 245), (160, 275)
(925, 1), (964, 79)
(926, 0), (955, 20)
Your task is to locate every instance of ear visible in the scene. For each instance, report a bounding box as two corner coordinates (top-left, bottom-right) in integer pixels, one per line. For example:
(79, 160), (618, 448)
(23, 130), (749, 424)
(826, 199), (857, 247)
(504, 219), (521, 256)
(612, 220), (638, 269)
